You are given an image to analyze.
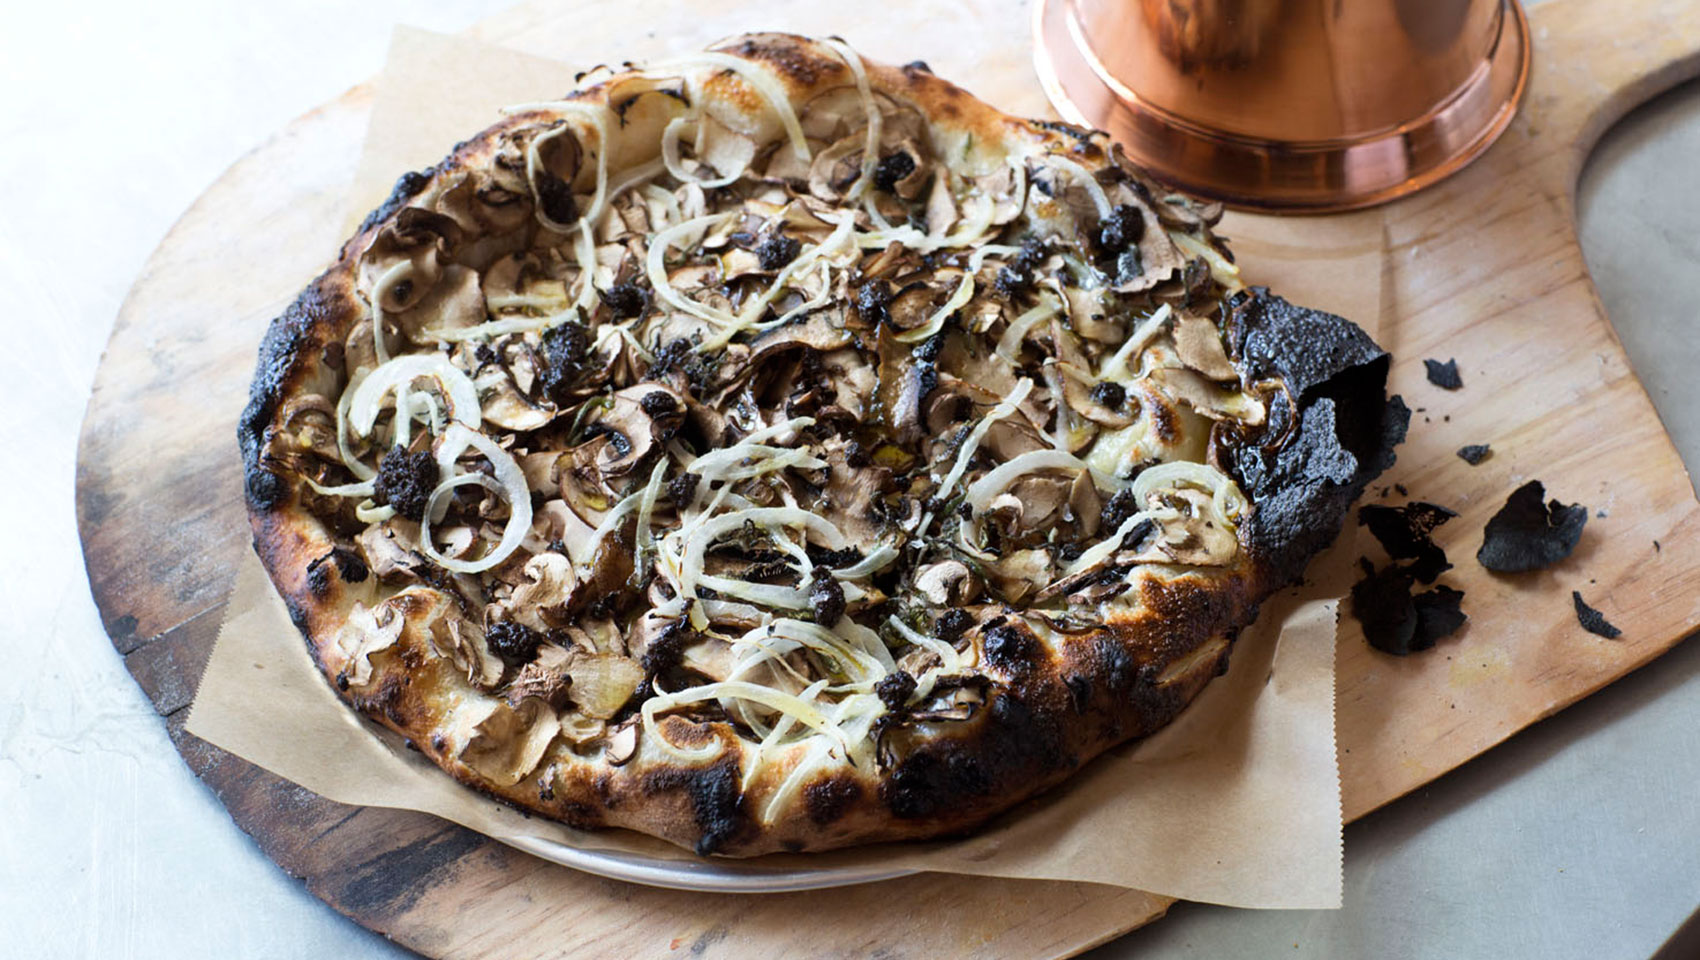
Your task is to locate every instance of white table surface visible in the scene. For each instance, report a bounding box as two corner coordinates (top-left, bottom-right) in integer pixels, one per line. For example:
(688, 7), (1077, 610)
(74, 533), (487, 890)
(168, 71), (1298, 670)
(2, 1), (1695, 956)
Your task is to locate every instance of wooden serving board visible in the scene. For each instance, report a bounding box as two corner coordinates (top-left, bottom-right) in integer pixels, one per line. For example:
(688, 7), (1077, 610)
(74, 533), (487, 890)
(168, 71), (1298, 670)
(75, 0), (1700, 956)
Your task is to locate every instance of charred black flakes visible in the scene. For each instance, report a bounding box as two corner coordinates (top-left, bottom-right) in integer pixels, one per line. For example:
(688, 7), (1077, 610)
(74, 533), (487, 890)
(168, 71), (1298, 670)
(306, 547), (370, 596)
(1226, 292), (1409, 584)
(1424, 358), (1463, 390)
(883, 688), (1064, 820)
(539, 321), (592, 402)
(1477, 480), (1588, 573)
(1572, 591), (1622, 639)
(1456, 444), (1492, 465)
(1359, 501), (1457, 584)
(356, 167), (436, 236)
(1351, 559), (1468, 655)
(934, 608), (972, 643)
(803, 777), (861, 825)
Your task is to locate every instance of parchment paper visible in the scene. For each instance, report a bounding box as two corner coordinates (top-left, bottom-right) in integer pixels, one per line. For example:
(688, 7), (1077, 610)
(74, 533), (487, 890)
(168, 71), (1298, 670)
(188, 27), (1391, 910)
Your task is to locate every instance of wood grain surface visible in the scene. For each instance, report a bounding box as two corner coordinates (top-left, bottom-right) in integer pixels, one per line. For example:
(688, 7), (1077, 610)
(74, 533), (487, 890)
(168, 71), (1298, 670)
(73, 0), (1700, 956)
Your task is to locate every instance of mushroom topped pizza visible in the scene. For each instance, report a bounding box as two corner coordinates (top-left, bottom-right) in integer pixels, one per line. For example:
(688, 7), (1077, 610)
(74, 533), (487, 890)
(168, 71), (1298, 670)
(239, 33), (1407, 856)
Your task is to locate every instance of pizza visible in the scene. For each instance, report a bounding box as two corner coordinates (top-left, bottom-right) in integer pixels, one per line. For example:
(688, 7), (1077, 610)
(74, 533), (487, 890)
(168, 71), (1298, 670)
(239, 33), (1406, 856)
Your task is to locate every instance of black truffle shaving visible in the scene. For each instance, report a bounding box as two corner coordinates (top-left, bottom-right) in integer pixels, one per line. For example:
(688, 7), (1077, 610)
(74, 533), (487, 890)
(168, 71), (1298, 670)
(1477, 480), (1588, 573)
(539, 321), (591, 402)
(809, 570), (846, 627)
(934, 608), (972, 643)
(1359, 501), (1457, 584)
(872, 151), (916, 193)
(1351, 559), (1468, 656)
(755, 232), (801, 271)
(601, 280), (649, 320)
(1095, 203), (1146, 253)
(856, 280), (892, 327)
(1571, 591), (1622, 639)
(533, 168), (579, 225)
(1090, 380), (1127, 410)
(1456, 444), (1492, 465)
(1424, 358), (1463, 390)
(373, 446), (440, 522)
(485, 621), (542, 666)
(875, 671), (917, 711)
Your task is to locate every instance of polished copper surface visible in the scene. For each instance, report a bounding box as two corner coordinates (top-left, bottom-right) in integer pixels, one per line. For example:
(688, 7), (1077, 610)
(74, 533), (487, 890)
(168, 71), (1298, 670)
(1033, 0), (1532, 212)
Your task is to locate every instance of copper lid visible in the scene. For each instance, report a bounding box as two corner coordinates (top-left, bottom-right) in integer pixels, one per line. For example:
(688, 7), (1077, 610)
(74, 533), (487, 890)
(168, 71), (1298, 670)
(1033, 0), (1532, 212)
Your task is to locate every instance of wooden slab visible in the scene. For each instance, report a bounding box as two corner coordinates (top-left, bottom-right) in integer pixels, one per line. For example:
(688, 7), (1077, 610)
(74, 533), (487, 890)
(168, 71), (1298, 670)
(74, 0), (1700, 956)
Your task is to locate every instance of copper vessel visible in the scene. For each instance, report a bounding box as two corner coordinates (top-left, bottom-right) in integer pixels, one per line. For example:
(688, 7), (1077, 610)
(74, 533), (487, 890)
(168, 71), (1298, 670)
(1033, 0), (1531, 212)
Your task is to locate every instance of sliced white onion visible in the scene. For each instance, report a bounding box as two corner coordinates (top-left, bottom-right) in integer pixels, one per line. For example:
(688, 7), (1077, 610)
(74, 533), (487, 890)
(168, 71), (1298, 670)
(520, 102), (611, 234)
(1045, 153), (1113, 219)
(996, 295), (1062, 362)
(335, 368), (376, 481)
(643, 679), (848, 761)
(963, 449), (1090, 512)
(651, 53), (811, 162)
(660, 117), (744, 189)
(420, 424), (533, 574)
(894, 271), (976, 343)
(1169, 230), (1242, 291)
(834, 543), (898, 580)
(1098, 303), (1173, 383)
(1061, 510), (1154, 577)
(646, 213), (741, 328)
(932, 377), (1035, 506)
(347, 354), (482, 438)
(821, 38), (881, 202)
(632, 459), (670, 582)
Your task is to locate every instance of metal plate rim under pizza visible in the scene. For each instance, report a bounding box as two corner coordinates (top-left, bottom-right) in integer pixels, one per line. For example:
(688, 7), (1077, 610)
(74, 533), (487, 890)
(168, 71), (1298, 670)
(238, 33), (1407, 857)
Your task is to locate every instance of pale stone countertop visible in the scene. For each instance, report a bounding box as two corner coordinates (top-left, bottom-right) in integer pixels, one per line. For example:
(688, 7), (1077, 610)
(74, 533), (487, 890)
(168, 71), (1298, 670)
(1, 1), (1694, 956)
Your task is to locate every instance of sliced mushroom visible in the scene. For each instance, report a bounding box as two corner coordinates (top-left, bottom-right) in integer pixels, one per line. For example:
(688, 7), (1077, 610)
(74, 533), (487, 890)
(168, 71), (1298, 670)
(604, 717), (640, 766)
(1149, 486), (1240, 565)
(1171, 313), (1238, 381)
(910, 679), (988, 723)
(356, 520), (426, 582)
(1008, 474), (1073, 534)
(748, 311), (853, 364)
(983, 547), (1055, 604)
(476, 364), (556, 432)
(807, 133), (865, 202)
(1148, 366), (1265, 424)
(1068, 470), (1103, 538)
(331, 597), (410, 689)
(680, 635), (737, 682)
(505, 642), (574, 709)
(507, 552), (577, 630)
(590, 383), (686, 478)
(1107, 191), (1186, 295)
(565, 653), (646, 719)
(428, 610), (505, 689)
(914, 560), (981, 606)
(978, 161), (1026, 226)
(818, 437), (893, 554)
(458, 697), (561, 787)
(922, 170), (959, 236)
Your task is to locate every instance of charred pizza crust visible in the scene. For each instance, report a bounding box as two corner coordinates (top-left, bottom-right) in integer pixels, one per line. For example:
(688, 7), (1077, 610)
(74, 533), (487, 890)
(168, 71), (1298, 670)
(239, 34), (1405, 855)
